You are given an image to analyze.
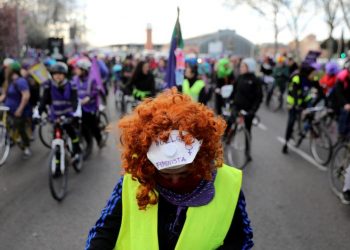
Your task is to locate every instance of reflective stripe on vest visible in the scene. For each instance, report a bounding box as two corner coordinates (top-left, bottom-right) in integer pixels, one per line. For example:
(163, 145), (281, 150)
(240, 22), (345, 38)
(182, 79), (205, 102)
(133, 88), (151, 100)
(50, 82), (74, 118)
(114, 164), (242, 250)
(287, 75), (303, 106)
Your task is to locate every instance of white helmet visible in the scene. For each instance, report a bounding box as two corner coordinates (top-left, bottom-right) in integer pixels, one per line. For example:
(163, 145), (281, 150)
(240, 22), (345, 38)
(3, 58), (14, 67)
(76, 58), (92, 71)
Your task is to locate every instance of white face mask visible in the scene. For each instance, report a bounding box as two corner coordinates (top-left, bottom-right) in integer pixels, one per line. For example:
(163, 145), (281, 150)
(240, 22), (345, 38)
(147, 130), (202, 171)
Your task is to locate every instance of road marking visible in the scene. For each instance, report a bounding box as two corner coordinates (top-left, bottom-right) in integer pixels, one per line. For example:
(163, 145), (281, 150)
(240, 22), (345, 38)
(277, 136), (328, 172)
(257, 123), (268, 131)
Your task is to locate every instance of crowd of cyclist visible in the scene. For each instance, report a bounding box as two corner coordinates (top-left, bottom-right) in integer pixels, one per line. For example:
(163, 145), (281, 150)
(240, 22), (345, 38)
(2, 50), (350, 202)
(0, 54), (110, 163)
(259, 52), (350, 203)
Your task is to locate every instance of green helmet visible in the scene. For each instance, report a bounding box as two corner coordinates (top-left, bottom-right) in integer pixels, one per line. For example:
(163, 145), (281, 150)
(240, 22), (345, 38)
(9, 61), (21, 72)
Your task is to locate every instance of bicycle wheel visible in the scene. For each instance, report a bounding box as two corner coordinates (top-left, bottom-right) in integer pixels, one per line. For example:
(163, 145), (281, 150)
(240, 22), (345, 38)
(291, 114), (302, 146)
(310, 125), (333, 166)
(224, 126), (250, 169)
(0, 125), (10, 166)
(98, 112), (109, 146)
(329, 144), (350, 198)
(270, 88), (282, 112)
(49, 145), (68, 201)
(115, 89), (124, 113)
(39, 120), (53, 149)
(81, 135), (92, 161)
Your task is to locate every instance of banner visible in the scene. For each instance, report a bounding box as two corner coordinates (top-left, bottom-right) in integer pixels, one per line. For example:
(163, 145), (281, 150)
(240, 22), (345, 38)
(29, 63), (50, 84)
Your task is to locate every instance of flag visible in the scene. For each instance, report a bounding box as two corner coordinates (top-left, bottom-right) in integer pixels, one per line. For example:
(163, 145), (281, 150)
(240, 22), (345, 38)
(165, 7), (184, 88)
(88, 57), (105, 95)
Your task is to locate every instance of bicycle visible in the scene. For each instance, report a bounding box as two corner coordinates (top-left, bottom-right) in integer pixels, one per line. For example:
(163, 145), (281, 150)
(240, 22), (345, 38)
(292, 106), (333, 166)
(48, 116), (84, 201)
(38, 112), (52, 149)
(0, 106), (11, 166)
(329, 138), (350, 203)
(97, 105), (109, 146)
(0, 106), (32, 166)
(124, 95), (142, 114)
(36, 107), (90, 159)
(223, 109), (258, 170)
(266, 82), (284, 112)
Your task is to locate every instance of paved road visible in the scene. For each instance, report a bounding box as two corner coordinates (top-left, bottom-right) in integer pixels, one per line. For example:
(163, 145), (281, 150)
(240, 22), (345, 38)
(0, 95), (350, 250)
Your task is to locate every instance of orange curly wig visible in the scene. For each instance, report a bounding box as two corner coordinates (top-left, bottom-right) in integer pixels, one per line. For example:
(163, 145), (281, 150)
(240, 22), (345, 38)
(118, 88), (226, 209)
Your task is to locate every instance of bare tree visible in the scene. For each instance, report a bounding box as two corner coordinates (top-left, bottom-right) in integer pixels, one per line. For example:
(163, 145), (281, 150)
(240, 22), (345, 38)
(316, 0), (340, 58)
(279, 0), (315, 61)
(225, 0), (286, 56)
(339, 0), (350, 33)
(225, 0), (316, 60)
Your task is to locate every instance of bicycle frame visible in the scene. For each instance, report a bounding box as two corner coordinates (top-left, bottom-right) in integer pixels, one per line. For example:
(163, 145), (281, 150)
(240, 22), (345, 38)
(51, 126), (66, 175)
(50, 118), (76, 174)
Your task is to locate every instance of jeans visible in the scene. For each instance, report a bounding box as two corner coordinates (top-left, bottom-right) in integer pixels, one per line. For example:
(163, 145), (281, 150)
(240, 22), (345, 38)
(12, 116), (31, 148)
(82, 111), (102, 146)
(285, 107), (301, 143)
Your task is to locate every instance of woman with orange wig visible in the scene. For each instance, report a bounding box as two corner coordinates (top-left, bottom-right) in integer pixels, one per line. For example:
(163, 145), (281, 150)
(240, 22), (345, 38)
(85, 88), (253, 250)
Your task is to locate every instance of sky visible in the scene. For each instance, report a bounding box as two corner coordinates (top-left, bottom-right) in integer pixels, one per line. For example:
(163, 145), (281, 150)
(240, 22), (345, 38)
(85, 0), (348, 47)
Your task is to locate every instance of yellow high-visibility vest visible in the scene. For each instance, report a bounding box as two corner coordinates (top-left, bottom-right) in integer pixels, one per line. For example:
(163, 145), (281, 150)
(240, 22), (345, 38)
(114, 164), (242, 250)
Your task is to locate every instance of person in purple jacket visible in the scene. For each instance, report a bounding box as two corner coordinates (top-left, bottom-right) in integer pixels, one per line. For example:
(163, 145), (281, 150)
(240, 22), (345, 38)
(74, 58), (103, 151)
(38, 62), (81, 162)
(0, 61), (32, 159)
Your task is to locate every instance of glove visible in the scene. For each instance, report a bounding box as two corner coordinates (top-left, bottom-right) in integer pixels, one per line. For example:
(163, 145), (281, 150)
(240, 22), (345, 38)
(32, 106), (41, 120)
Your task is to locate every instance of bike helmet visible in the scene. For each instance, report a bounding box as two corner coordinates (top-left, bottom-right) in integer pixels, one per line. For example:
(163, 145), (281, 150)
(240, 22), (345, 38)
(9, 61), (21, 72)
(112, 64), (122, 72)
(43, 57), (57, 68)
(3, 58), (14, 67)
(50, 62), (68, 75)
(325, 61), (340, 75)
(76, 58), (92, 71)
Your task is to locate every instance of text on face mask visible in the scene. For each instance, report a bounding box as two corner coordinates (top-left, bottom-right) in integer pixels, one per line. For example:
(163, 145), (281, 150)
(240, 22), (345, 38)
(155, 157), (187, 169)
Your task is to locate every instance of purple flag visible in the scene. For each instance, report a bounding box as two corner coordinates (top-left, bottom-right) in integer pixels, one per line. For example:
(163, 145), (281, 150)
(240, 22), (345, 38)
(165, 8), (184, 88)
(88, 57), (105, 95)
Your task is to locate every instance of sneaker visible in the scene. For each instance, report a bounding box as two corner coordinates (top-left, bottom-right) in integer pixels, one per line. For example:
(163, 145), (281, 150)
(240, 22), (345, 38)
(342, 190), (350, 205)
(282, 144), (288, 154)
(22, 147), (32, 159)
(72, 153), (80, 163)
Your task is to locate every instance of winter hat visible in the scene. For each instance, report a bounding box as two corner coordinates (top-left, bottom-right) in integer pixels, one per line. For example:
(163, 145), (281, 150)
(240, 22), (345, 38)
(242, 58), (256, 73)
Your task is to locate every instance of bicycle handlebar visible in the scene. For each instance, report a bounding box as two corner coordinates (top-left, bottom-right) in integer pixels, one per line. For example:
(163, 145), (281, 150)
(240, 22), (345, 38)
(0, 106), (10, 112)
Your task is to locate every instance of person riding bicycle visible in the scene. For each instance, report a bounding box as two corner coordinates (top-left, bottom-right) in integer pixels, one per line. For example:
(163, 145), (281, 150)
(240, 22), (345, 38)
(85, 88), (253, 250)
(333, 62), (350, 203)
(178, 64), (210, 105)
(282, 61), (325, 154)
(129, 60), (155, 101)
(120, 55), (134, 95)
(153, 58), (167, 91)
(38, 62), (81, 161)
(266, 56), (289, 108)
(74, 58), (104, 150)
(215, 58), (234, 114)
(0, 61), (32, 159)
(230, 58), (263, 161)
